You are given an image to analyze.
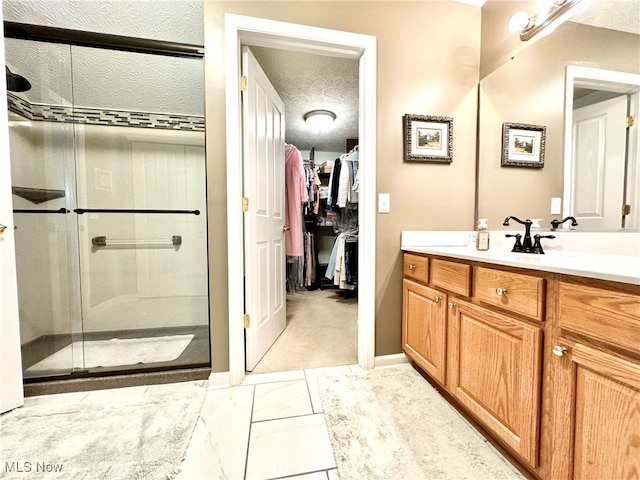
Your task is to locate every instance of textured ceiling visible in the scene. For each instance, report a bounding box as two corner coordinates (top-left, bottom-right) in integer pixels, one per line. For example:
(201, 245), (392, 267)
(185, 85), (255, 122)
(2, 0), (204, 44)
(3, 0), (204, 116)
(250, 47), (359, 153)
(4, 38), (204, 115)
(570, 0), (640, 35)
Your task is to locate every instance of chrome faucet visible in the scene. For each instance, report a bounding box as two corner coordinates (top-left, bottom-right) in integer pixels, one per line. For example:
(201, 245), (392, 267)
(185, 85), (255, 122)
(503, 216), (534, 252)
(550, 216), (578, 231)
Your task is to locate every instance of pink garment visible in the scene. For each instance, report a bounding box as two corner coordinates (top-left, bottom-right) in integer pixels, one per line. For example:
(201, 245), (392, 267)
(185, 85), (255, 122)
(285, 145), (308, 256)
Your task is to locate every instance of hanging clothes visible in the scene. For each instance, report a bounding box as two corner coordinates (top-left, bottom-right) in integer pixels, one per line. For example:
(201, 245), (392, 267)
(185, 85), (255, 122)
(285, 144), (308, 256)
(325, 231), (358, 290)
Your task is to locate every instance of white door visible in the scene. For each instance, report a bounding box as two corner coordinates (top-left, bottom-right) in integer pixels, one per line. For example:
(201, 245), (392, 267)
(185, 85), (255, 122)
(571, 95), (628, 228)
(0, 11), (25, 413)
(242, 46), (287, 371)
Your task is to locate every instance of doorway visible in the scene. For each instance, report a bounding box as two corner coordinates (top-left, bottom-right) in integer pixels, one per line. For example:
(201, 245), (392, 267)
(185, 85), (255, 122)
(244, 46), (360, 374)
(224, 14), (377, 385)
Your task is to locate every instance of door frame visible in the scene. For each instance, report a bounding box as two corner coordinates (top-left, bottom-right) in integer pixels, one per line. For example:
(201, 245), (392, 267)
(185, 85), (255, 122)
(0, 6), (25, 412)
(224, 14), (377, 386)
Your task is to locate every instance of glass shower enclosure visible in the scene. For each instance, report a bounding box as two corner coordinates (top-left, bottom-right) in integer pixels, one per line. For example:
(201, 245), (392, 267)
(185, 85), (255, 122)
(4, 25), (210, 380)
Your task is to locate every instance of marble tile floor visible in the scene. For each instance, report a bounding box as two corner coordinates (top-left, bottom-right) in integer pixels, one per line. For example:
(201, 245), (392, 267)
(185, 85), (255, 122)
(177, 365), (361, 480)
(18, 364), (360, 480)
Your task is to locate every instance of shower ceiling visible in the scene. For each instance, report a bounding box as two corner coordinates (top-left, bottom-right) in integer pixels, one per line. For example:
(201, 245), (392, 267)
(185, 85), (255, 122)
(4, 38), (204, 116)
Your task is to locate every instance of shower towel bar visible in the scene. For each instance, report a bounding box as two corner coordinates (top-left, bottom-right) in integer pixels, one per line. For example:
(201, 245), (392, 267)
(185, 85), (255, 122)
(75, 208), (200, 215)
(92, 235), (182, 247)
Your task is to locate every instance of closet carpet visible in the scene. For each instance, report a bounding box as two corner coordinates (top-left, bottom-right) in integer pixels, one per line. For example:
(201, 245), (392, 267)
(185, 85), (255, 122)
(251, 289), (358, 374)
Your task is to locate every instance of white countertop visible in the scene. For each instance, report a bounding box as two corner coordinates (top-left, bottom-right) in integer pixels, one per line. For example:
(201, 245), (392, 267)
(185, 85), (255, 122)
(401, 231), (640, 285)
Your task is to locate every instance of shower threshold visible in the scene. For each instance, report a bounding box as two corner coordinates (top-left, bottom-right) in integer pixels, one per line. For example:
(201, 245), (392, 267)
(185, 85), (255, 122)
(22, 325), (211, 389)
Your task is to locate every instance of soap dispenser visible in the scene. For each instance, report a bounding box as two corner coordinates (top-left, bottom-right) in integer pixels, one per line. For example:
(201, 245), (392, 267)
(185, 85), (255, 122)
(476, 218), (490, 251)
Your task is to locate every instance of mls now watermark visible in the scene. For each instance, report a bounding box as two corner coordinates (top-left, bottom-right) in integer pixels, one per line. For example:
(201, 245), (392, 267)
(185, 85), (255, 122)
(4, 461), (64, 474)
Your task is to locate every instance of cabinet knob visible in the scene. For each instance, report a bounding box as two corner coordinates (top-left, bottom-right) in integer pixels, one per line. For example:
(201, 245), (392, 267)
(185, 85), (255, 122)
(409, 264), (416, 271)
(0, 224), (6, 233)
(552, 345), (567, 357)
(447, 301), (456, 310)
(495, 287), (508, 296)
(434, 295), (442, 303)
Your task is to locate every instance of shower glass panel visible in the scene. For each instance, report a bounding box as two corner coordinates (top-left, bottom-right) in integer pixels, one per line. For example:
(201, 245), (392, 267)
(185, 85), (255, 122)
(6, 36), (209, 380)
(6, 38), (80, 378)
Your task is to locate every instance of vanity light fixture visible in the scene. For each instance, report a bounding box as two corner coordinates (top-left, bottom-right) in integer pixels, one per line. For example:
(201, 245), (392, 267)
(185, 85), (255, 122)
(304, 110), (336, 131)
(516, 0), (585, 41)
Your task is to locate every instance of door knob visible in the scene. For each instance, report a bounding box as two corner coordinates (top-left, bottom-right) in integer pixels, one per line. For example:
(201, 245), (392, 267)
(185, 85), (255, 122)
(0, 224), (6, 233)
(282, 225), (290, 232)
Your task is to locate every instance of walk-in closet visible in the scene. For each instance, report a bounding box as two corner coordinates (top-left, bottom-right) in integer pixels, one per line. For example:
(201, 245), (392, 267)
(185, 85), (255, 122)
(247, 47), (360, 374)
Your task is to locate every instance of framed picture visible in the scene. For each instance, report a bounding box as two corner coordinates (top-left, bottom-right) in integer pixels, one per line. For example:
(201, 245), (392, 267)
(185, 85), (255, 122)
(501, 122), (546, 168)
(403, 114), (453, 163)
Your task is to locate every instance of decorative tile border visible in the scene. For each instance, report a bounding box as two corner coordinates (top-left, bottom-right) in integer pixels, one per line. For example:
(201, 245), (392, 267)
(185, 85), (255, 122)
(7, 92), (204, 132)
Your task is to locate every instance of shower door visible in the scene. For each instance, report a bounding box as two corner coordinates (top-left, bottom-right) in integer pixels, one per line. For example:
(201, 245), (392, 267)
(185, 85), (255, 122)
(6, 35), (210, 380)
(7, 38), (81, 378)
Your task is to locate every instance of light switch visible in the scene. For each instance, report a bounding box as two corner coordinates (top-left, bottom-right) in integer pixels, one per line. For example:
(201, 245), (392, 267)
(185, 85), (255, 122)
(378, 193), (390, 213)
(551, 197), (562, 215)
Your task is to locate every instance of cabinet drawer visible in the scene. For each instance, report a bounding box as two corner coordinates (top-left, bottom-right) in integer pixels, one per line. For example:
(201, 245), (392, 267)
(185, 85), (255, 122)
(558, 281), (640, 354)
(431, 259), (471, 296)
(474, 267), (545, 320)
(404, 253), (429, 283)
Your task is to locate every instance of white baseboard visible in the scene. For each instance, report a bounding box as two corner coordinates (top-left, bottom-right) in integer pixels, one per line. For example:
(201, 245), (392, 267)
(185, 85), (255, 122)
(374, 353), (409, 368)
(207, 370), (231, 389)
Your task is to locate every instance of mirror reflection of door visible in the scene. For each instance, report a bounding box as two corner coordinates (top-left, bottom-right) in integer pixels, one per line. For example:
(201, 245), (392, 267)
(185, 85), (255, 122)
(571, 94), (628, 229)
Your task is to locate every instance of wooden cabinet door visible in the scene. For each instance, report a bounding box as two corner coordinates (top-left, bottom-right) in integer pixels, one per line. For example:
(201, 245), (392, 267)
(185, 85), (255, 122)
(447, 299), (542, 466)
(402, 279), (447, 385)
(559, 342), (640, 479)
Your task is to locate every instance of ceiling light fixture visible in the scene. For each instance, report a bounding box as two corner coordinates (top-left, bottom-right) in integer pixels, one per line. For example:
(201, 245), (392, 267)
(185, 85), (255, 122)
(517, 0), (585, 41)
(303, 110), (336, 131)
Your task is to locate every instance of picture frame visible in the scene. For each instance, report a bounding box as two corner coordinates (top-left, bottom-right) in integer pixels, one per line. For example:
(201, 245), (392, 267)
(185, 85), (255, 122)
(403, 114), (453, 163)
(501, 122), (546, 168)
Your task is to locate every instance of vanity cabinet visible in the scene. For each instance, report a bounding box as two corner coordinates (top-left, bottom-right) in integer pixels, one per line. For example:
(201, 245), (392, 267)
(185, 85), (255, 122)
(546, 278), (640, 479)
(447, 299), (542, 466)
(402, 279), (447, 384)
(401, 253), (545, 468)
(402, 250), (640, 479)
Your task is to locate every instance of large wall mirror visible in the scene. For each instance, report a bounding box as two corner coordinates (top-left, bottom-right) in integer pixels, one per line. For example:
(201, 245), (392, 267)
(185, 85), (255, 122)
(477, 0), (640, 231)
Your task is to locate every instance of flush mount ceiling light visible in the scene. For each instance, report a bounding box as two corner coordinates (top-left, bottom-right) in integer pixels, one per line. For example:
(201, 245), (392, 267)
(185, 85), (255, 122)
(304, 110), (336, 131)
(515, 0), (586, 41)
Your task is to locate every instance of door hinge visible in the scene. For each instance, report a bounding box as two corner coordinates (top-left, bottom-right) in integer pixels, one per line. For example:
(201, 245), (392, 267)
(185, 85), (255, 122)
(627, 115), (635, 128)
(242, 197), (249, 212)
(241, 75), (247, 92)
(622, 204), (631, 216)
(244, 313), (250, 328)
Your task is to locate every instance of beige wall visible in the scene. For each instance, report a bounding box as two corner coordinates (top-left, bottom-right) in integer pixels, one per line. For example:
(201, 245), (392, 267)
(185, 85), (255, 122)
(203, 1), (481, 370)
(480, 0), (537, 79)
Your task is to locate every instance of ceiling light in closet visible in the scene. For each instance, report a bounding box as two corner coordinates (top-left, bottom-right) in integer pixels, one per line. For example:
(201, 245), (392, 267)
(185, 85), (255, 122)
(304, 110), (336, 131)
